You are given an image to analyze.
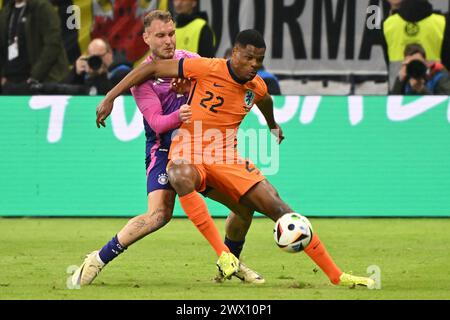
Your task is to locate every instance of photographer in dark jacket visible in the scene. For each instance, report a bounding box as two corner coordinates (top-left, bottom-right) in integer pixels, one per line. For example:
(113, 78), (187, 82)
(65, 38), (132, 95)
(391, 43), (450, 95)
(0, 0), (69, 94)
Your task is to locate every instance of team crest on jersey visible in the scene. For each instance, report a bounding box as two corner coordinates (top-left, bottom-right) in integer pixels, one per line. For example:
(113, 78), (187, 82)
(405, 22), (420, 37)
(244, 90), (255, 112)
(158, 173), (169, 185)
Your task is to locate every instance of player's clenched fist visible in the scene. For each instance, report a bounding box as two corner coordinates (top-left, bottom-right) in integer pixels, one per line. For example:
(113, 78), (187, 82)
(179, 104), (192, 123)
(96, 98), (114, 128)
(171, 78), (191, 94)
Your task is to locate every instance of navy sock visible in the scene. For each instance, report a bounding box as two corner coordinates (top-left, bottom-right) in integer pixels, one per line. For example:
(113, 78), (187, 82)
(98, 235), (126, 265)
(224, 236), (245, 258)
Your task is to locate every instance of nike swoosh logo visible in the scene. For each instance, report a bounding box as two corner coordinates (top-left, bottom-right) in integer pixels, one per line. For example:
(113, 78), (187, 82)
(213, 82), (224, 87)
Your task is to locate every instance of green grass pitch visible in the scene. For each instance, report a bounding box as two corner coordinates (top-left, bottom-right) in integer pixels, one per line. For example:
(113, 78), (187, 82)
(1, 217), (449, 300)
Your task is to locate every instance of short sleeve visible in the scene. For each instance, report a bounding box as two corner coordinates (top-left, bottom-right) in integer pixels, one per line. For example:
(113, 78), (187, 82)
(253, 75), (269, 103)
(178, 57), (213, 80)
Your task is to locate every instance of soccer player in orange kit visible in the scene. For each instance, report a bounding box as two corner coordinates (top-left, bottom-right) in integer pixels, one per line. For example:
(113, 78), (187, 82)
(96, 29), (374, 288)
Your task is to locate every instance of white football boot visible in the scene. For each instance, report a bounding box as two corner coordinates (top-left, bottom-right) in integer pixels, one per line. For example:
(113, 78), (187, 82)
(71, 251), (104, 287)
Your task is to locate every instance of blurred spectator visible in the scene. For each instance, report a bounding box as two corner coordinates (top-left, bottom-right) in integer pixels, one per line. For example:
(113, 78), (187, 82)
(387, 0), (403, 14)
(391, 43), (450, 95)
(173, 0), (215, 57)
(0, 0), (69, 94)
(382, 0), (447, 90)
(442, 12), (450, 71)
(65, 38), (132, 95)
(224, 47), (281, 95)
(257, 67), (281, 95)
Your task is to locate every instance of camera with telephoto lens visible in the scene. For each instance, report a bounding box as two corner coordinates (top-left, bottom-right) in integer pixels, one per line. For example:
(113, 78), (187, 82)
(83, 55), (103, 71)
(406, 60), (427, 80)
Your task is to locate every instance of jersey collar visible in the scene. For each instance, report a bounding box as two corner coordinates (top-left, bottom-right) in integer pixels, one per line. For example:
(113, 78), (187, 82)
(227, 59), (247, 85)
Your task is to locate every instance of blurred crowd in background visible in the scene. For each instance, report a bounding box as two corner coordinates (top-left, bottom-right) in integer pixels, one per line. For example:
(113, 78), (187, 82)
(0, 0), (449, 96)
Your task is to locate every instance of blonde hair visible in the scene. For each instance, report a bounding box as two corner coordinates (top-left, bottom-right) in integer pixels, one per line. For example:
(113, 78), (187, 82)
(143, 10), (173, 29)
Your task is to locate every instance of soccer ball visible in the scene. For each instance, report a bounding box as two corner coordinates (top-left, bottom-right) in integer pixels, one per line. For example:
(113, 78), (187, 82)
(273, 213), (313, 253)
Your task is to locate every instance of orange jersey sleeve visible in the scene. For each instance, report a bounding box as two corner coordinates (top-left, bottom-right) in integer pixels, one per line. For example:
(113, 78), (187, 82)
(178, 57), (214, 80)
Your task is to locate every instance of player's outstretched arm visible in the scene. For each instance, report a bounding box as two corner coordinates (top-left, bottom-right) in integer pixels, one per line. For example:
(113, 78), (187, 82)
(95, 59), (180, 128)
(256, 94), (285, 144)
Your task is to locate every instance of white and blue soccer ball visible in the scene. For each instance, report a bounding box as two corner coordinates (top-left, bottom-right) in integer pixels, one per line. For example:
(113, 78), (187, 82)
(273, 213), (313, 253)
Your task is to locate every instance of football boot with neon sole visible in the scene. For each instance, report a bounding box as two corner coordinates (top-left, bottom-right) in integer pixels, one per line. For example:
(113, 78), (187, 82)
(216, 251), (239, 279)
(214, 262), (265, 284)
(338, 272), (376, 289)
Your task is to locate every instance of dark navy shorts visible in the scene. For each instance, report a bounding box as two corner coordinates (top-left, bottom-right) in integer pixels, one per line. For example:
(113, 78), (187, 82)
(145, 148), (173, 194)
(145, 145), (213, 196)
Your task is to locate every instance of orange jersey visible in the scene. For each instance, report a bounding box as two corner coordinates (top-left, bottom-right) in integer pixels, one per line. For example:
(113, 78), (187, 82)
(170, 58), (268, 163)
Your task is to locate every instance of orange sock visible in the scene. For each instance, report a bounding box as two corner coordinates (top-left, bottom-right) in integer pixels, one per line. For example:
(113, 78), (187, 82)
(304, 234), (343, 285)
(179, 191), (230, 257)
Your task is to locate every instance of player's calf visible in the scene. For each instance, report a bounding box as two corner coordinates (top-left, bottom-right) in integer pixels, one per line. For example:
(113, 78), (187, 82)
(118, 209), (173, 246)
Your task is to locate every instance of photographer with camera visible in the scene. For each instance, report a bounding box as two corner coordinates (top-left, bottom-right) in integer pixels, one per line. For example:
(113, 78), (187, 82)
(382, 0), (448, 92)
(391, 43), (450, 95)
(65, 38), (132, 95)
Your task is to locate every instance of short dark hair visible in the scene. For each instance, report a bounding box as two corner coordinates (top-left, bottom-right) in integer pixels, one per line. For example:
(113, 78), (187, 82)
(404, 43), (426, 59)
(143, 10), (173, 29)
(234, 29), (266, 49)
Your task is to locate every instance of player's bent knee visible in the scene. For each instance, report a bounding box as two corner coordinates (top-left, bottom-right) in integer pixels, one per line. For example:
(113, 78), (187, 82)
(167, 165), (198, 193)
(168, 175), (196, 192)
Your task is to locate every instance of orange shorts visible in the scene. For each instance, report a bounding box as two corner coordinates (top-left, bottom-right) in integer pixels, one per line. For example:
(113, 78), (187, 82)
(168, 159), (265, 203)
(196, 159), (265, 202)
